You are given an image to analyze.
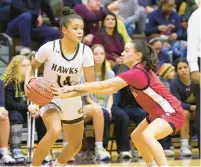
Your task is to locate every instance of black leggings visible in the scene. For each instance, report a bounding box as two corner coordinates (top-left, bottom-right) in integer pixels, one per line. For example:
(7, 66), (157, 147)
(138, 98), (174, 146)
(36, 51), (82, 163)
(35, 116), (47, 143)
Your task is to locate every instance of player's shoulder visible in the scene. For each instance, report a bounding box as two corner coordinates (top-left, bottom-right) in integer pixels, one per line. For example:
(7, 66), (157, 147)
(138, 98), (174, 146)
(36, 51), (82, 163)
(79, 43), (92, 54)
(39, 40), (57, 50)
(79, 43), (91, 50)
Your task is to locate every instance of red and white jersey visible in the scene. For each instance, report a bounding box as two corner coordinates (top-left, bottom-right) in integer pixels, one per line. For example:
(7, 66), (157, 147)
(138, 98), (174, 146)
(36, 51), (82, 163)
(35, 39), (94, 87)
(119, 63), (182, 118)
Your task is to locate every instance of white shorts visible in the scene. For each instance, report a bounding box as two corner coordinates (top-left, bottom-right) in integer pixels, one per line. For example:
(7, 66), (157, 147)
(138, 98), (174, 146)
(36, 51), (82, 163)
(40, 96), (84, 124)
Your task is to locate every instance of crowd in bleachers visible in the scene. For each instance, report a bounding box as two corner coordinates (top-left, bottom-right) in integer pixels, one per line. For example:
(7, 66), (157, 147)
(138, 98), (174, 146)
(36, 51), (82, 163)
(0, 0), (200, 164)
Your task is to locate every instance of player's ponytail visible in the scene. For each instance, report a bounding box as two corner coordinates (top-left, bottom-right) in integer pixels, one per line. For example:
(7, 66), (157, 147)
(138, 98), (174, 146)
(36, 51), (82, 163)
(60, 7), (83, 28)
(131, 40), (158, 71)
(143, 45), (158, 71)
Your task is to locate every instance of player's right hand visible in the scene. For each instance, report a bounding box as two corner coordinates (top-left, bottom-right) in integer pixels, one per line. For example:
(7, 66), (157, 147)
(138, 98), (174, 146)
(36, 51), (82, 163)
(24, 76), (35, 95)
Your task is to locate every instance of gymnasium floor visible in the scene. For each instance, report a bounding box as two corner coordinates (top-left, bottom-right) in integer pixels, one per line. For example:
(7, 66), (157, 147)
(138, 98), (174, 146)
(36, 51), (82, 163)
(0, 144), (200, 167)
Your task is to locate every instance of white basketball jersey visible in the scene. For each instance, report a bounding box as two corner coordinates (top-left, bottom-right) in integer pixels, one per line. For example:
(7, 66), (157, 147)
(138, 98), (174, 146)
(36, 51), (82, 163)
(35, 39), (94, 87)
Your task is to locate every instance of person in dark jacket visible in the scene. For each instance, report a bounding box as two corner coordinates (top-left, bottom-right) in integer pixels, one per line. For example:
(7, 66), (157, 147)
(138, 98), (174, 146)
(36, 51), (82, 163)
(92, 11), (124, 67)
(5, 0), (61, 48)
(0, 80), (16, 164)
(170, 58), (196, 157)
(145, 0), (183, 41)
(1, 55), (41, 163)
(63, 0), (82, 8)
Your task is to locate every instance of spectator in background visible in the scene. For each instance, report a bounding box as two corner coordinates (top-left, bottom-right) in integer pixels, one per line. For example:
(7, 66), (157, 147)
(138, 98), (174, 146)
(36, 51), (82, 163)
(138, 0), (158, 14)
(157, 63), (175, 88)
(145, 0), (183, 41)
(5, 0), (61, 50)
(74, 0), (106, 45)
(81, 44), (112, 160)
(74, 0), (128, 45)
(0, 80), (16, 164)
(149, 37), (172, 64)
(1, 55), (40, 163)
(170, 58), (196, 157)
(0, 0), (11, 32)
(118, 0), (146, 35)
(178, 0), (198, 20)
(92, 11), (124, 67)
(178, 0), (198, 40)
(104, 1), (131, 43)
(63, 0), (82, 8)
(41, 0), (59, 27)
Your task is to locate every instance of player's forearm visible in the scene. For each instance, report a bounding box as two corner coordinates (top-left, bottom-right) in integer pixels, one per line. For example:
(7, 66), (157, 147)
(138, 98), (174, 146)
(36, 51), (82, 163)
(65, 90), (88, 98)
(92, 88), (117, 95)
(73, 80), (113, 93)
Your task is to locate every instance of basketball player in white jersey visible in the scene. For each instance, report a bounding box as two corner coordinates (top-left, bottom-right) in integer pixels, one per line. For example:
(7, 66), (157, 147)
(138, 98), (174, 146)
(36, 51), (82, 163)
(25, 7), (95, 166)
(187, 3), (201, 156)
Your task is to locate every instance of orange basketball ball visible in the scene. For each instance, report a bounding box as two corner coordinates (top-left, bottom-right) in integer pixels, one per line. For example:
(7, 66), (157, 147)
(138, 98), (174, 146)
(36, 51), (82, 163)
(27, 77), (53, 106)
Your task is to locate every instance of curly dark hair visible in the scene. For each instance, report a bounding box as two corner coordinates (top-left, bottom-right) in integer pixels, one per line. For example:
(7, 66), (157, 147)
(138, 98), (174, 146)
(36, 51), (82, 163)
(60, 6), (83, 28)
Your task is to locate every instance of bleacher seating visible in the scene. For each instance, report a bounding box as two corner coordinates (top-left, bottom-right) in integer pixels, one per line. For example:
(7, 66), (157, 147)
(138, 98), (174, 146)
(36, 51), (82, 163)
(0, 33), (13, 74)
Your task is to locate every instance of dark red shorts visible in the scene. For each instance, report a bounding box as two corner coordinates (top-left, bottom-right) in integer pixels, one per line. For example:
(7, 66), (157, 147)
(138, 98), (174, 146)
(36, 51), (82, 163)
(146, 107), (185, 134)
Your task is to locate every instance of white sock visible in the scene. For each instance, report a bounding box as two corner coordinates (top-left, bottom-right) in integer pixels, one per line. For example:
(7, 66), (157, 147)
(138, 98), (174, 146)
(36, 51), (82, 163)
(30, 164), (36, 167)
(95, 141), (103, 148)
(181, 139), (189, 147)
(146, 161), (156, 167)
(159, 165), (169, 167)
(0, 147), (8, 155)
(63, 142), (68, 148)
(53, 159), (65, 166)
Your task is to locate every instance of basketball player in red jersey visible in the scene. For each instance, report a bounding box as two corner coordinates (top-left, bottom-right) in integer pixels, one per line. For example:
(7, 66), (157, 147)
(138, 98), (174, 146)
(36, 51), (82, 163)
(54, 40), (185, 167)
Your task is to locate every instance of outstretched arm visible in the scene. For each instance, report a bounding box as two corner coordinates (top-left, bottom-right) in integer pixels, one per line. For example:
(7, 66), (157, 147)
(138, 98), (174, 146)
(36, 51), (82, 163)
(53, 77), (128, 98)
(72, 76), (127, 93)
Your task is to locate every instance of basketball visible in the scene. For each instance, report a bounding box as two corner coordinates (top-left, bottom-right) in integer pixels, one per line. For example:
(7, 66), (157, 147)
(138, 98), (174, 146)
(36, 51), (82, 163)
(27, 77), (54, 106)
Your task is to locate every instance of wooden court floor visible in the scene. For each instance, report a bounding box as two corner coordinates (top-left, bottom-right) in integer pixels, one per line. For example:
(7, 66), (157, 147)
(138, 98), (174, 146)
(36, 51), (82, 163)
(1, 151), (200, 167)
(74, 160), (200, 167)
(1, 158), (199, 167)
(0, 143), (200, 167)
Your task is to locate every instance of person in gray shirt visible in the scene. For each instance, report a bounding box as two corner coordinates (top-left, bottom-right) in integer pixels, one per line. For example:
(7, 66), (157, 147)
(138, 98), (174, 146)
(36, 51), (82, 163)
(118, 0), (147, 35)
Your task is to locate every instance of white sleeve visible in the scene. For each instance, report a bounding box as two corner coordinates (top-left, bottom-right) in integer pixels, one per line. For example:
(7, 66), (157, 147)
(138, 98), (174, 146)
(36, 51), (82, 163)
(187, 9), (201, 72)
(35, 42), (51, 63)
(83, 45), (94, 67)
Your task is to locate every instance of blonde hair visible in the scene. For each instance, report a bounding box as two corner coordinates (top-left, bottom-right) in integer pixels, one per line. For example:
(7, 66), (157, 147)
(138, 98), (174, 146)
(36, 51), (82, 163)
(1, 55), (30, 86)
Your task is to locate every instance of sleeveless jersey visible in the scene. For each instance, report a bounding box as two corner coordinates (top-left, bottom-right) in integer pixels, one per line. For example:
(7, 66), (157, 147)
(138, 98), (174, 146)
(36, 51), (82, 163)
(35, 39), (94, 87)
